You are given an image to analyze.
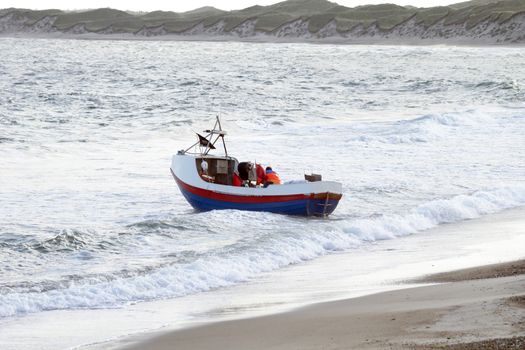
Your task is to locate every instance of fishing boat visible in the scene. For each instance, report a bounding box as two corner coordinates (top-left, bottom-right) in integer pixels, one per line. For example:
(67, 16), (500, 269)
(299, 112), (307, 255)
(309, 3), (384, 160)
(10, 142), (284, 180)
(170, 117), (342, 216)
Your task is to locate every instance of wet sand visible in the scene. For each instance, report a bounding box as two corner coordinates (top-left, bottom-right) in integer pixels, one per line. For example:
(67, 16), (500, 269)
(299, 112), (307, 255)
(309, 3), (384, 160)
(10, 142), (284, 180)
(119, 260), (525, 350)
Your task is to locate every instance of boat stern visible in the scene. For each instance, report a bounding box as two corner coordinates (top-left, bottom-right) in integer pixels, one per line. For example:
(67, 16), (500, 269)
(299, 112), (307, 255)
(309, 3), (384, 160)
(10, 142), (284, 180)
(307, 192), (343, 217)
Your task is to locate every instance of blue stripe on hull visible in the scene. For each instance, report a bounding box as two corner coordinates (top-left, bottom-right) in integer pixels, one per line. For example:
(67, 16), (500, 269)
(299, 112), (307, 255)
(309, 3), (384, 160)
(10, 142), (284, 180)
(179, 187), (339, 216)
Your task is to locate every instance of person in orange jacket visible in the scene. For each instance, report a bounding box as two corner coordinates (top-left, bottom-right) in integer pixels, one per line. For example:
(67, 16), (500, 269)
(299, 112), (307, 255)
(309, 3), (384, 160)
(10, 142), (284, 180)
(265, 166), (281, 185)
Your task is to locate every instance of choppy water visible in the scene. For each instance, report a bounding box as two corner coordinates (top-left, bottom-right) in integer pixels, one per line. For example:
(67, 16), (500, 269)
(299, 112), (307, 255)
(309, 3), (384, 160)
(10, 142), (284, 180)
(1, 38), (525, 320)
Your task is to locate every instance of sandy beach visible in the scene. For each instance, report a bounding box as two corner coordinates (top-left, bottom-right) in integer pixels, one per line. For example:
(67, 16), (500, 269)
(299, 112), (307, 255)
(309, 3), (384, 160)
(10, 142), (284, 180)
(120, 260), (525, 350)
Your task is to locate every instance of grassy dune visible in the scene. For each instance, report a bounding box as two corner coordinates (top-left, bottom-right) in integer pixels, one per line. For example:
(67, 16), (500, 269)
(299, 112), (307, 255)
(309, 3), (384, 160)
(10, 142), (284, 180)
(0, 0), (524, 35)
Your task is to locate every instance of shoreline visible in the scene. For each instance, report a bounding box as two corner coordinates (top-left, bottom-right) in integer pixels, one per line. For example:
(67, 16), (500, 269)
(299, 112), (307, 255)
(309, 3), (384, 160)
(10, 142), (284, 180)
(2, 33), (525, 48)
(117, 259), (525, 350)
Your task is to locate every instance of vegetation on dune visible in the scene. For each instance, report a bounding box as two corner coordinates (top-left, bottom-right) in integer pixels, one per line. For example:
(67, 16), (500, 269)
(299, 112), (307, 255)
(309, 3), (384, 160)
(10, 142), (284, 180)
(2, 8), (63, 24)
(308, 13), (337, 32)
(255, 13), (297, 32)
(100, 18), (148, 33)
(181, 6), (225, 16)
(1, 0), (524, 35)
(21, 9), (63, 23)
(414, 6), (450, 27)
(334, 18), (374, 32)
(140, 11), (180, 20)
(449, 0), (506, 10)
(53, 8), (134, 30)
(445, 0), (525, 27)
(336, 4), (417, 31)
(221, 15), (257, 32)
(136, 8), (226, 32)
(263, 0), (338, 16)
(162, 19), (203, 33)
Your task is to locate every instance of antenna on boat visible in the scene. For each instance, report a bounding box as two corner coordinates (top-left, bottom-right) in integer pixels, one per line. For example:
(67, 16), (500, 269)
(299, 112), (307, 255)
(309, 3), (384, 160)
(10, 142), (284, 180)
(216, 115), (228, 157)
(183, 115), (228, 157)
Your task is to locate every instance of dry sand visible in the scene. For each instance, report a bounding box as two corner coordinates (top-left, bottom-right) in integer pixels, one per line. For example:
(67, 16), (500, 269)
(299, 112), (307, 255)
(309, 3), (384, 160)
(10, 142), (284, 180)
(416, 259), (525, 283)
(120, 260), (525, 350)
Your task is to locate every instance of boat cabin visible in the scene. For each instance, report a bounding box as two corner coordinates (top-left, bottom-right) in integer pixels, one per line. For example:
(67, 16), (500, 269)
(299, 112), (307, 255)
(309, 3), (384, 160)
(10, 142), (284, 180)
(196, 156), (238, 185)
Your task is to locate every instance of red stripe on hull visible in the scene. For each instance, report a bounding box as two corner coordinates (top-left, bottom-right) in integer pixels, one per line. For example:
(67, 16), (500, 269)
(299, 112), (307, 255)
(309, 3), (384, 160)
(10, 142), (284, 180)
(172, 172), (311, 204)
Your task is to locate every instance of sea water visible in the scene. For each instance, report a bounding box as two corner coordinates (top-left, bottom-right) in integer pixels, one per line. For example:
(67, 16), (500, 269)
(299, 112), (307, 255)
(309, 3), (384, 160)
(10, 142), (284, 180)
(0, 38), (524, 349)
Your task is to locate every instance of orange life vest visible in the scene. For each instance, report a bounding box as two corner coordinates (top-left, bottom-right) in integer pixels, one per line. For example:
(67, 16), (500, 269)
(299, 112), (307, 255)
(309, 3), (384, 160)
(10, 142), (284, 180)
(266, 171), (281, 185)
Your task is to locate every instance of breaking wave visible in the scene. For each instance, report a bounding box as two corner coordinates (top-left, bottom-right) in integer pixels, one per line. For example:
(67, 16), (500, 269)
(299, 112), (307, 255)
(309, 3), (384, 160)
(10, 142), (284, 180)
(474, 80), (520, 91)
(31, 230), (89, 253)
(345, 111), (490, 144)
(1, 186), (524, 318)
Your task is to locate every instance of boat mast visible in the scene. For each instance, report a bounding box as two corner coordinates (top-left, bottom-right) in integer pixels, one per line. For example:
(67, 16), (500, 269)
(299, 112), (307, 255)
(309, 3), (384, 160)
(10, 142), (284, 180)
(183, 116), (228, 157)
(217, 116), (228, 157)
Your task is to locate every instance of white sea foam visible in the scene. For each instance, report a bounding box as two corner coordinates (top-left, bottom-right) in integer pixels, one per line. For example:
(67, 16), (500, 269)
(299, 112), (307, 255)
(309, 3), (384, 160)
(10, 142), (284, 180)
(1, 186), (524, 318)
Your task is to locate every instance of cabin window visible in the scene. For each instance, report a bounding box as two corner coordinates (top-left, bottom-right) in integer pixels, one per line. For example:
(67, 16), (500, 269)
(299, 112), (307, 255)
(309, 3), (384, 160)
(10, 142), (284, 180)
(196, 158), (236, 186)
(216, 160), (228, 174)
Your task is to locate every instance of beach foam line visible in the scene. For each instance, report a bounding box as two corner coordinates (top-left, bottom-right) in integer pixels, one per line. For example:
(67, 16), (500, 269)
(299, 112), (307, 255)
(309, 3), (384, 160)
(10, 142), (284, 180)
(341, 186), (525, 241)
(1, 186), (524, 318)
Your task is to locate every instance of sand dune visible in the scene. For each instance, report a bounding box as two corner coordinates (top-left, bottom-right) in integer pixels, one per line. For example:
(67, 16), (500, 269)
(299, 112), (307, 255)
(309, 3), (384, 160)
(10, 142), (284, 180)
(1, 0), (524, 44)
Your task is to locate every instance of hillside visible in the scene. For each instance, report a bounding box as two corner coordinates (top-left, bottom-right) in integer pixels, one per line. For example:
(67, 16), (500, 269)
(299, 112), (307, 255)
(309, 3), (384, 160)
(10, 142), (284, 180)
(0, 0), (524, 43)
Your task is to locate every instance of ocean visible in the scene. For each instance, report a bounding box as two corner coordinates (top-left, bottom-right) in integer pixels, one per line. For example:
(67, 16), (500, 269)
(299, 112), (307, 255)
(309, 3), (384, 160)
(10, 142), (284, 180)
(0, 38), (524, 349)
